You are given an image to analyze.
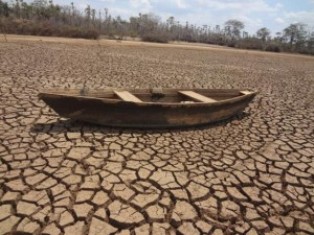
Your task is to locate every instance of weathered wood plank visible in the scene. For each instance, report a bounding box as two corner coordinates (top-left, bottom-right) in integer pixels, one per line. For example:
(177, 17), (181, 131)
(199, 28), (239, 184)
(114, 91), (143, 103)
(240, 90), (253, 95)
(179, 91), (217, 103)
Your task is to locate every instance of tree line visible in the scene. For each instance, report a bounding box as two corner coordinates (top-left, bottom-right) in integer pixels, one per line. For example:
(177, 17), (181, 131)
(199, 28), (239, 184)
(1, 0), (313, 55)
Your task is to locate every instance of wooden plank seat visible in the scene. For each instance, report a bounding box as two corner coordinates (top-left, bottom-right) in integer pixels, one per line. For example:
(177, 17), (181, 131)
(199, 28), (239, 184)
(179, 91), (217, 103)
(240, 90), (253, 95)
(114, 91), (142, 103)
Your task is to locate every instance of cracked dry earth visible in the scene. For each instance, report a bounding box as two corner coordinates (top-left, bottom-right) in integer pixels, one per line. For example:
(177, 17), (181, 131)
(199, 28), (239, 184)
(0, 36), (314, 235)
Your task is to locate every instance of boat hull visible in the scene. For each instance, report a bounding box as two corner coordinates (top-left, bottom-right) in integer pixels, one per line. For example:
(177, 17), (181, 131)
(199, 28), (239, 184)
(39, 90), (256, 128)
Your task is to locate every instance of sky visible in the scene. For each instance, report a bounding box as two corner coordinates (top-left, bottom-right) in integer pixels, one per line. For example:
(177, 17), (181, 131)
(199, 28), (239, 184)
(29, 0), (314, 34)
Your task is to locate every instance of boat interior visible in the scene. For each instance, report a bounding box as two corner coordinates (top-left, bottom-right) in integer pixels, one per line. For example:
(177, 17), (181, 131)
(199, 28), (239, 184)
(45, 89), (253, 103)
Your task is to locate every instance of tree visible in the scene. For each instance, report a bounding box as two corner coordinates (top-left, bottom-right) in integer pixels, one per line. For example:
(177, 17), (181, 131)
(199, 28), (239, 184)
(215, 25), (220, 33)
(85, 4), (91, 26)
(256, 27), (270, 42)
(129, 16), (140, 37)
(166, 16), (175, 28)
(21, 1), (31, 19)
(70, 2), (75, 24)
(14, 0), (21, 18)
(0, 0), (10, 17)
(91, 8), (96, 24)
(138, 13), (160, 35)
(224, 19), (245, 39)
(283, 23), (306, 49)
(32, 0), (48, 8)
(307, 31), (314, 54)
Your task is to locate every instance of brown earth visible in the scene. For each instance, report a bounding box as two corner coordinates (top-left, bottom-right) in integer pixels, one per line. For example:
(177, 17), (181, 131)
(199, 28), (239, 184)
(0, 35), (313, 235)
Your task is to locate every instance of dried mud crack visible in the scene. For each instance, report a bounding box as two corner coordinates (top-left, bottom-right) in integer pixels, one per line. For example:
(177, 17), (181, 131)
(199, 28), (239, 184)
(0, 36), (314, 235)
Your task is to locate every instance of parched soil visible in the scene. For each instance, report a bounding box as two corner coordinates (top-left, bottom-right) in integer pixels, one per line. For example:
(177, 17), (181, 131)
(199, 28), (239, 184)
(0, 35), (313, 235)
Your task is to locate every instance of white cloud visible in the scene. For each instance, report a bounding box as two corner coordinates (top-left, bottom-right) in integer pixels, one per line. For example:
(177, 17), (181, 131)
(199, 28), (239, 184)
(195, 0), (280, 13)
(130, 0), (153, 10)
(283, 11), (314, 26)
(275, 17), (285, 24)
(169, 0), (285, 33)
(100, 0), (117, 3)
(127, 0), (157, 15)
(237, 15), (263, 30)
(109, 7), (137, 18)
(75, 1), (89, 11)
(174, 0), (189, 9)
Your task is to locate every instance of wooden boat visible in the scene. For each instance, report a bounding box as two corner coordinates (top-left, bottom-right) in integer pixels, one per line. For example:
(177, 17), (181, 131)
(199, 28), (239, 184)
(38, 88), (257, 128)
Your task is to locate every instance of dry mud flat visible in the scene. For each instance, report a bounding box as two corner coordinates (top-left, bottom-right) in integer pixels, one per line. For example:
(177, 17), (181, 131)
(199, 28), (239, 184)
(0, 35), (314, 235)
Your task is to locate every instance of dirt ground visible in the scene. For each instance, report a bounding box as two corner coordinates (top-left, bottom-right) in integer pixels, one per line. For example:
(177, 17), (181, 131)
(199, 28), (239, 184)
(0, 35), (313, 235)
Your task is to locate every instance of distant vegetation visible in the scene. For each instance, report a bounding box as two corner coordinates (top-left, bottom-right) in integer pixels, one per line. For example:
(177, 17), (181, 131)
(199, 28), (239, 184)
(1, 0), (313, 55)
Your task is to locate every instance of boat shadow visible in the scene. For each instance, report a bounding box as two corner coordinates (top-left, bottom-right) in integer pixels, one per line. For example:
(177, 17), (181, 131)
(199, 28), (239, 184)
(31, 112), (251, 134)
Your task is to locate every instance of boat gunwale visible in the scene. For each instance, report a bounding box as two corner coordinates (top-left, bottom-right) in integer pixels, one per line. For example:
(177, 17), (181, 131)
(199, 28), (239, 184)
(38, 89), (257, 107)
